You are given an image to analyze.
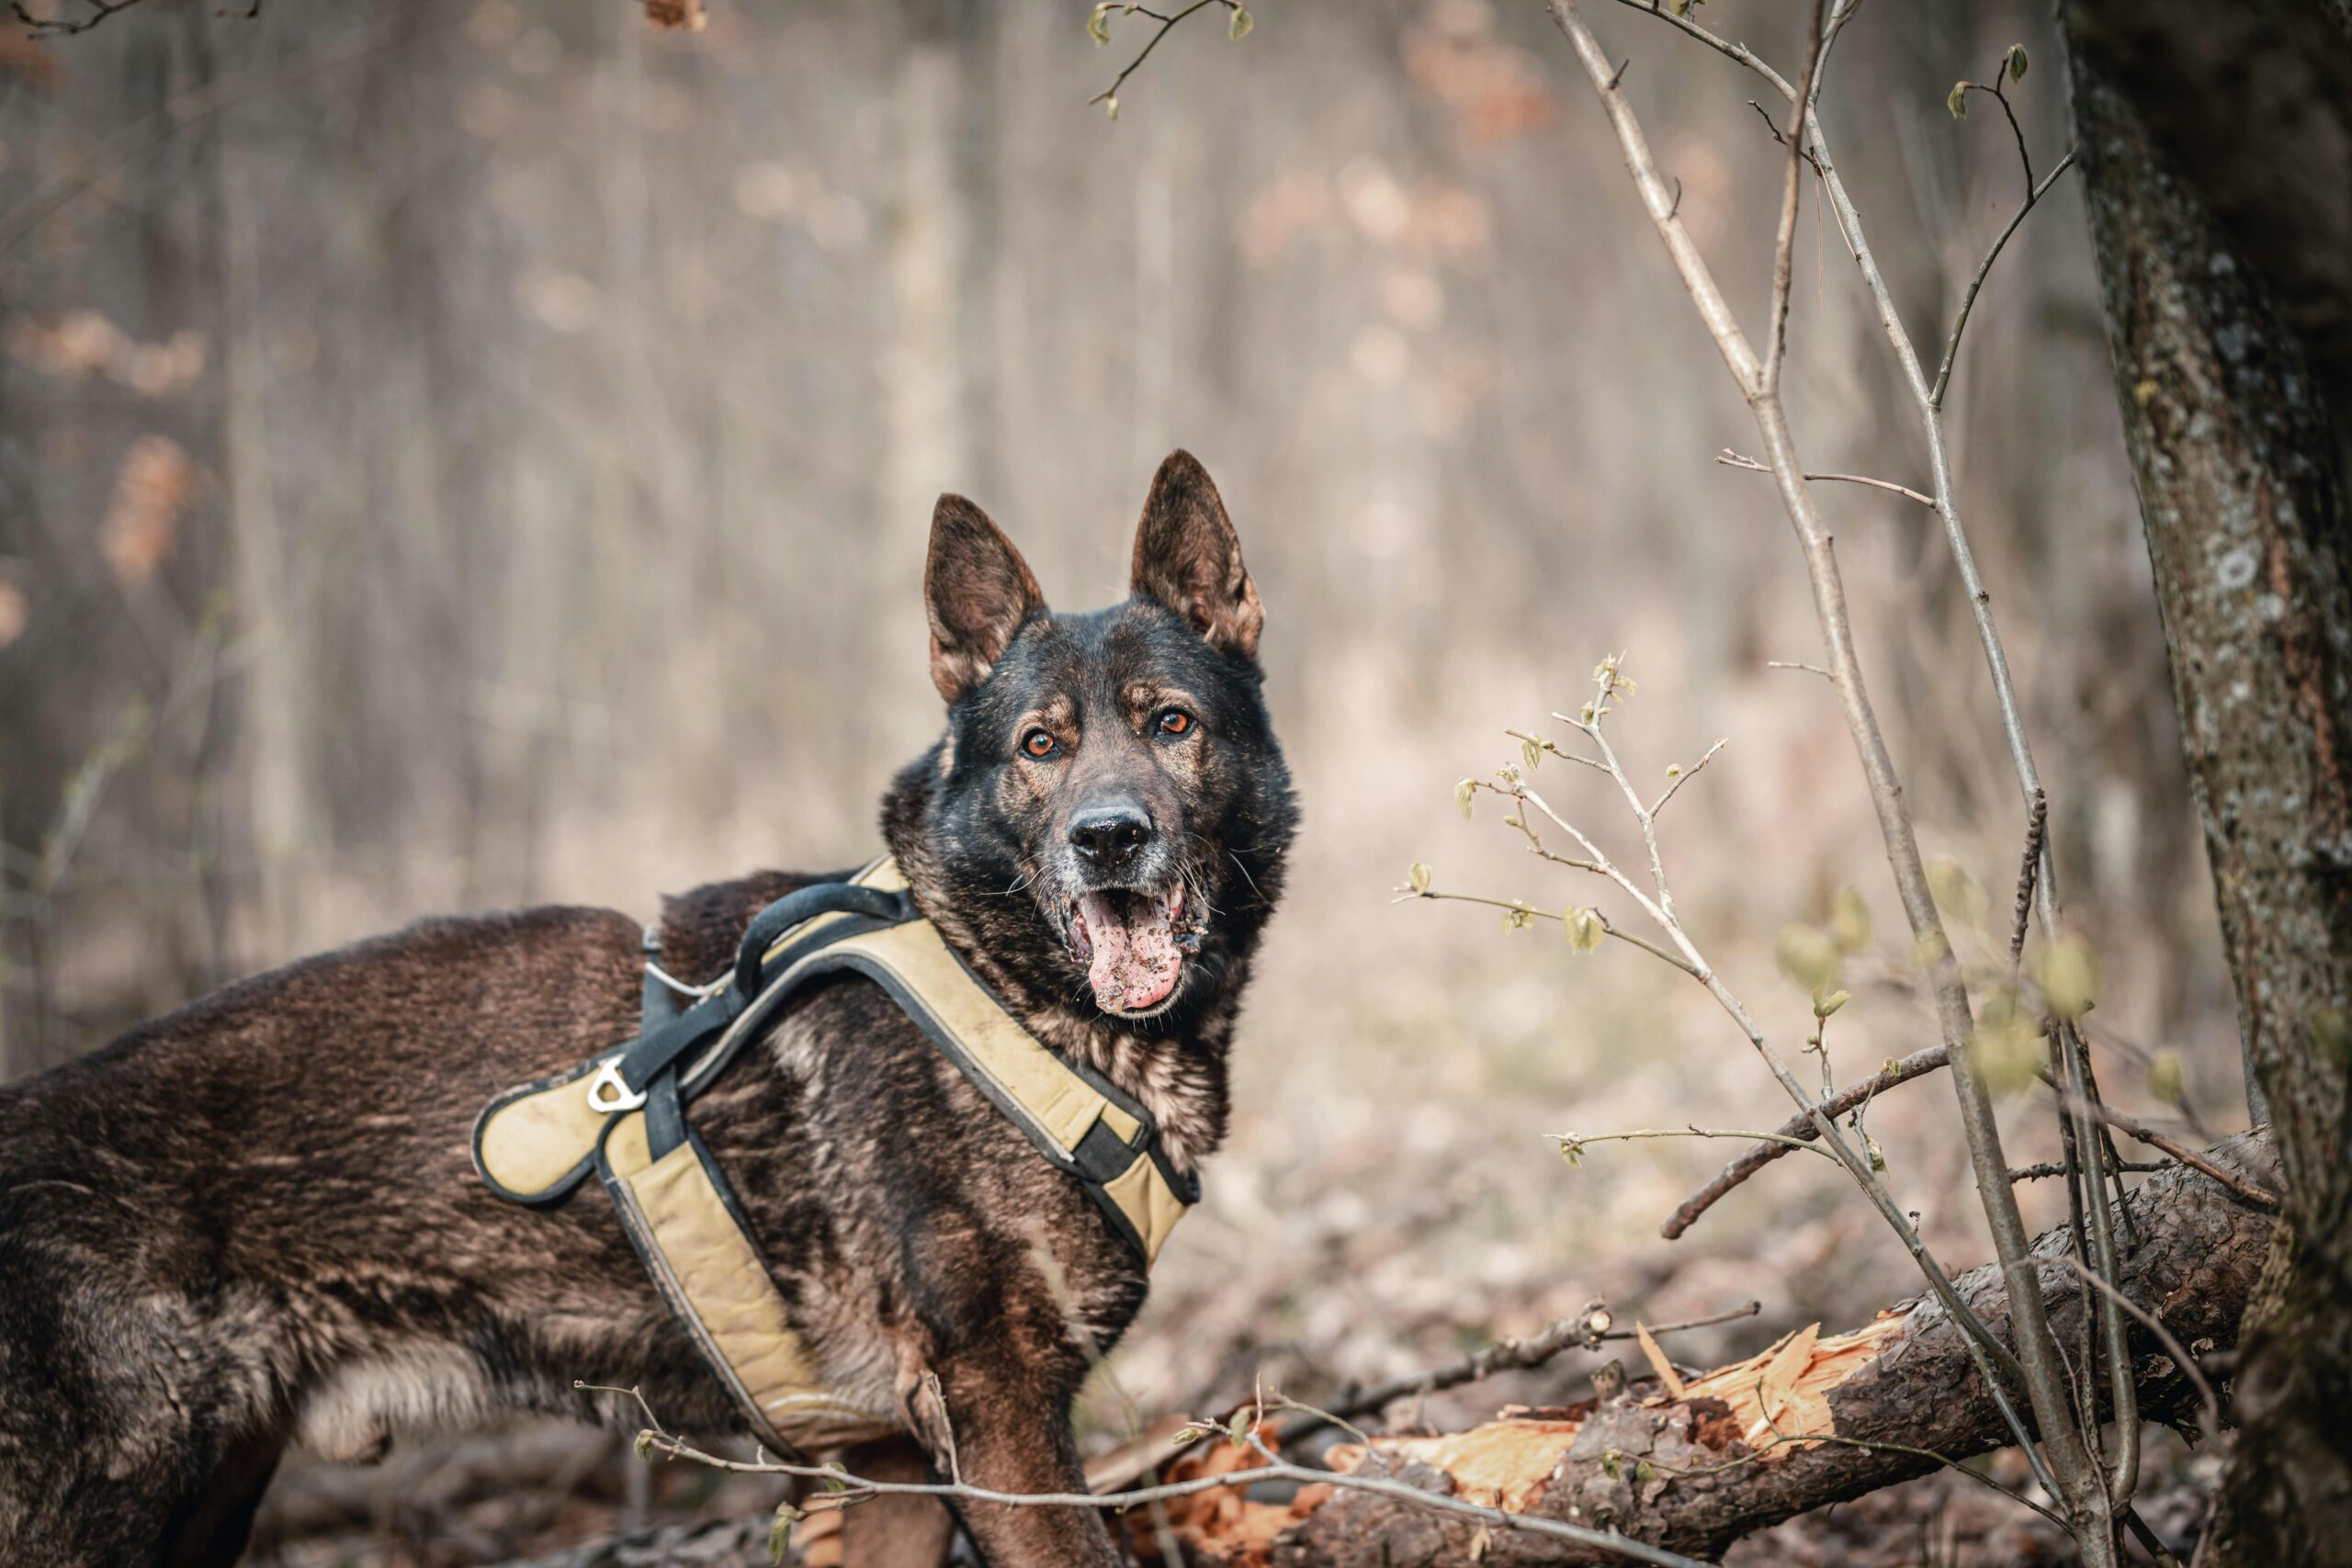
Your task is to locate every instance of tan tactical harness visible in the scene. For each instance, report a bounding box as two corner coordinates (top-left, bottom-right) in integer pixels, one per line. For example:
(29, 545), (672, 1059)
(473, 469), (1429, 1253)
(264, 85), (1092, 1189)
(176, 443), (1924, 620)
(470, 858), (1193, 1452)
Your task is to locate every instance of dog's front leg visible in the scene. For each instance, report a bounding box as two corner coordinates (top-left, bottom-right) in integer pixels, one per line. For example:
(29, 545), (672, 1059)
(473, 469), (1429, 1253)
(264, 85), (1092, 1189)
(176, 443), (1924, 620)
(837, 1435), (958, 1568)
(901, 1351), (1123, 1568)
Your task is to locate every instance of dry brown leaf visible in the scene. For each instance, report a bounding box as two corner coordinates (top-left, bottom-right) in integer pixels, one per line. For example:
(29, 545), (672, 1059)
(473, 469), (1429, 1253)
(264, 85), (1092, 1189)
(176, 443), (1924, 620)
(644, 0), (706, 30)
(9, 310), (206, 394)
(1634, 1320), (1685, 1399)
(102, 436), (193, 588)
(1137, 1432), (1307, 1568)
(0, 28), (62, 90)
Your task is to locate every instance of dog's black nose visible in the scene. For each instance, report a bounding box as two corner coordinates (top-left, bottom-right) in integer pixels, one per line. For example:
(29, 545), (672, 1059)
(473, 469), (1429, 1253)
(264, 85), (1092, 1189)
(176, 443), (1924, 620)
(1069, 802), (1154, 871)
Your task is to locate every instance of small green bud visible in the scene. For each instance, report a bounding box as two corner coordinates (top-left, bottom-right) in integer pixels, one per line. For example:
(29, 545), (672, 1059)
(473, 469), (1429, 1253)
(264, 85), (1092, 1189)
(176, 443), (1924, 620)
(1523, 737), (1543, 772)
(1948, 81), (1969, 118)
(1814, 987), (1851, 1019)
(1775, 923), (1841, 993)
(2005, 44), (2028, 82)
(1565, 907), (1606, 953)
(2034, 935), (2102, 1021)
(1455, 778), (1477, 819)
(1971, 990), (2043, 1097)
(1088, 2), (1114, 44)
(1408, 862), (1432, 895)
(767, 1502), (801, 1565)
(1228, 4), (1252, 40)
(2145, 1048), (2188, 1104)
(1830, 886), (1871, 954)
(1926, 856), (1987, 925)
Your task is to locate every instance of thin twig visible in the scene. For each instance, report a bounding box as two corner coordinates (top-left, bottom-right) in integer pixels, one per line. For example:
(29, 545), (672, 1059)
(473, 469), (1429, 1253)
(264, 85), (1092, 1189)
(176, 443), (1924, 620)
(1717, 448), (1935, 509)
(2008, 789), (2049, 964)
(1291, 1299), (1764, 1435)
(1400, 884), (1699, 976)
(9, 0), (147, 36)
(1088, 0), (1238, 111)
(1758, 0), (1827, 397)
(1650, 738), (1728, 817)
(637, 1417), (1718, 1568)
(1573, 0), (2110, 1534)
(2053, 1096), (2282, 1211)
(2009, 1158), (2161, 1182)
(1557, 1125), (1846, 1166)
(1661, 1044), (1950, 1238)
(1930, 148), (2078, 410)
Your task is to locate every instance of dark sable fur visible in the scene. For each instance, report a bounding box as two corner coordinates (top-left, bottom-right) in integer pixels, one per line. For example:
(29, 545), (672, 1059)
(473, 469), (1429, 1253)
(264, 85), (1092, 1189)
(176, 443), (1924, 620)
(0, 451), (1293, 1568)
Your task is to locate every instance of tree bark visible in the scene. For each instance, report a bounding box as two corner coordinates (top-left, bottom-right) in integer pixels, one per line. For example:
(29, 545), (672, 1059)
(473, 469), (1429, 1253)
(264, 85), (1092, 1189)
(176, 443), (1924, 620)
(2062, 6), (2352, 1561)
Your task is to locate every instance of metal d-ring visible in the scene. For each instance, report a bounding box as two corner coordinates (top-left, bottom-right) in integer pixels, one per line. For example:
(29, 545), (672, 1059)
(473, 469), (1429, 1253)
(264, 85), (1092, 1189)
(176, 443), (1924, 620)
(585, 1059), (647, 1114)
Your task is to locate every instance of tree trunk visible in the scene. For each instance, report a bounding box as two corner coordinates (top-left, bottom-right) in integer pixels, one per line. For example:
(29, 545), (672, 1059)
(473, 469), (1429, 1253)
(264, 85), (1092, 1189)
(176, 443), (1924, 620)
(2061, 5), (2352, 1562)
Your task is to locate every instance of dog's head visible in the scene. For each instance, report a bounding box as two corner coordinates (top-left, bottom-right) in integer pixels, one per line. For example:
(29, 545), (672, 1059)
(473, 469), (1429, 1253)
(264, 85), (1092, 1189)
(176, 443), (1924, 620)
(888, 450), (1295, 1029)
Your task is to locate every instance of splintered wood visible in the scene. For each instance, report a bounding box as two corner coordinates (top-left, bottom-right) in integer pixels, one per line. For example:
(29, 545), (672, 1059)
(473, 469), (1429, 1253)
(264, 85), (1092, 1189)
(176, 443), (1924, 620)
(1141, 1310), (1911, 1564)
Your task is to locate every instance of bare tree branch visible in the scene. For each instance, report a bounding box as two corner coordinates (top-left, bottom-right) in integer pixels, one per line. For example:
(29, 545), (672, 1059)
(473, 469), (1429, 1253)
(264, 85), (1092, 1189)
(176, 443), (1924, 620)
(1716, 448), (1936, 509)
(1661, 1043), (1951, 1240)
(1543, 5), (2125, 1547)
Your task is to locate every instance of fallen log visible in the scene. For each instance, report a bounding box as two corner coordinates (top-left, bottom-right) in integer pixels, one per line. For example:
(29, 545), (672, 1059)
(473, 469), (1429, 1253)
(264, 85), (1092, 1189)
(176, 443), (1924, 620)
(1171, 1128), (2276, 1566)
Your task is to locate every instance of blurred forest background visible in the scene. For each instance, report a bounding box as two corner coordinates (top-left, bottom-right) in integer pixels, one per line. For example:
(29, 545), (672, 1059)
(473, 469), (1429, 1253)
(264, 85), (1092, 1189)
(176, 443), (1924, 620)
(0, 0), (2245, 1562)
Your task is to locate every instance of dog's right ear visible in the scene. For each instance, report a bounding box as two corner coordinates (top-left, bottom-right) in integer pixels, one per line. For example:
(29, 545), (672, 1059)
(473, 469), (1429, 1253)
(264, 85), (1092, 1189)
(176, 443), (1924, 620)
(925, 494), (1046, 704)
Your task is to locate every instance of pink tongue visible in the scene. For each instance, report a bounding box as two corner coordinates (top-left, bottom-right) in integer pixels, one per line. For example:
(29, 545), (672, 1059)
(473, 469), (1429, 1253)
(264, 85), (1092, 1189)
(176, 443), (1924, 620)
(1080, 892), (1182, 1010)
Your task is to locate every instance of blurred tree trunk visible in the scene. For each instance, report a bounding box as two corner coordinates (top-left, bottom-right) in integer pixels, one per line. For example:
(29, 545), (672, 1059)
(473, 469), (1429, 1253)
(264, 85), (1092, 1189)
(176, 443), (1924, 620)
(2063, 5), (2352, 1562)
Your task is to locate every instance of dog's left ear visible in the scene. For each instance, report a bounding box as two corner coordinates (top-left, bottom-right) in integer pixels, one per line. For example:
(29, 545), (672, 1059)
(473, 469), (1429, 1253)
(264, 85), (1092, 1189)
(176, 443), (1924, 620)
(1131, 450), (1263, 660)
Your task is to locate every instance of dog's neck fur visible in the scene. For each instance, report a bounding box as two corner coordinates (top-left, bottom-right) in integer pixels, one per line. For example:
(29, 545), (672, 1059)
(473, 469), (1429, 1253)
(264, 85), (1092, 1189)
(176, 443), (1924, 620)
(880, 762), (1238, 1175)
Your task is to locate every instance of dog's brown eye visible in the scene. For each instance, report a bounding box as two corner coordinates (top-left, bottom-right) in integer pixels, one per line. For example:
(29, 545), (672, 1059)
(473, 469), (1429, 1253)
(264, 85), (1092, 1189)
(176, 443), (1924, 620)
(1022, 728), (1057, 759)
(1157, 709), (1194, 737)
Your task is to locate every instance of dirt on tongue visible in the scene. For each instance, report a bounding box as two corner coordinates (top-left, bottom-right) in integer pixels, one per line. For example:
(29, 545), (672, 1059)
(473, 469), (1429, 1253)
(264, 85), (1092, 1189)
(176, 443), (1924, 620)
(1080, 892), (1182, 1011)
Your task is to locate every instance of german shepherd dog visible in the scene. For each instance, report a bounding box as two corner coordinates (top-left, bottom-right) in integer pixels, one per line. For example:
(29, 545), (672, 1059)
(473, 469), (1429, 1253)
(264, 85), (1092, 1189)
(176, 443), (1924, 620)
(0, 451), (1295, 1568)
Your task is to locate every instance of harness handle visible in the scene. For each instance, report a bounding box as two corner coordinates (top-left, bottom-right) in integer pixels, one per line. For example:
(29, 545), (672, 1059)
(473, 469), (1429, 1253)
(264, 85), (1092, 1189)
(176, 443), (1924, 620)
(733, 881), (910, 999)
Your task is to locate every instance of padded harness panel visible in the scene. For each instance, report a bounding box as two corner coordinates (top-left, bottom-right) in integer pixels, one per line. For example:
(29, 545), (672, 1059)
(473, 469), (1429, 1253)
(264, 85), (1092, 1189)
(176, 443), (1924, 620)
(469, 857), (1193, 1451)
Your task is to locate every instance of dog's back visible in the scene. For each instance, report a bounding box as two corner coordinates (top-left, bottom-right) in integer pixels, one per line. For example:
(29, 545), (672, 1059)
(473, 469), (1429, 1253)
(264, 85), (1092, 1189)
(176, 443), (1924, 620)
(0, 902), (651, 1566)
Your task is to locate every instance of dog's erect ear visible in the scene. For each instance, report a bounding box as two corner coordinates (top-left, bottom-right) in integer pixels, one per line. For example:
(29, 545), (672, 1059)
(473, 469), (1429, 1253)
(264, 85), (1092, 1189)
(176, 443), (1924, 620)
(926, 494), (1046, 704)
(1130, 450), (1263, 660)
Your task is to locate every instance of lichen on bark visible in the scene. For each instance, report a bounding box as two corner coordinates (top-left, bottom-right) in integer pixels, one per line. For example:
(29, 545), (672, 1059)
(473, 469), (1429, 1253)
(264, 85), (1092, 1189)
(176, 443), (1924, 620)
(2064, 3), (2352, 1559)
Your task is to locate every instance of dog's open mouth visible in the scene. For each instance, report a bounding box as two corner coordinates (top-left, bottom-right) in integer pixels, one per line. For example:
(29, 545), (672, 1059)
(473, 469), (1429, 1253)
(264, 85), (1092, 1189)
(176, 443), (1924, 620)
(1067, 885), (1189, 1013)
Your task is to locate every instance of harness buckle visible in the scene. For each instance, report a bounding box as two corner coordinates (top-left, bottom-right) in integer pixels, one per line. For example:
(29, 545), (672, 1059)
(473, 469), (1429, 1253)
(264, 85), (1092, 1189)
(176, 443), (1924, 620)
(586, 1059), (647, 1114)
